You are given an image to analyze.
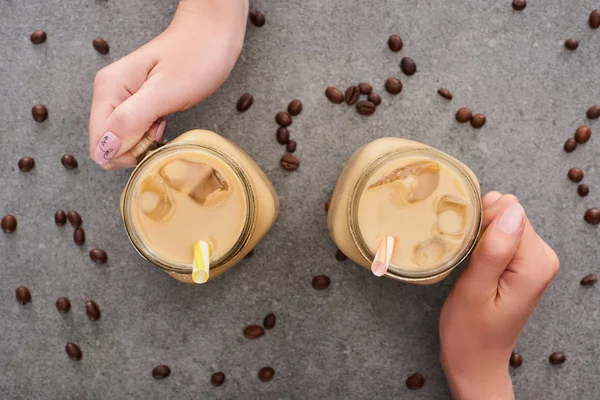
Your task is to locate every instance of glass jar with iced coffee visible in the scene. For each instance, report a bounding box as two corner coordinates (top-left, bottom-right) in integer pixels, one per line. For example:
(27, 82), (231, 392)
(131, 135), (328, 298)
(327, 138), (482, 284)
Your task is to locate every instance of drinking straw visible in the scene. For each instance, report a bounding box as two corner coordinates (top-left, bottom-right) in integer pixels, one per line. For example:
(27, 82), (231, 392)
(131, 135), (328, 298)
(371, 236), (396, 277)
(192, 240), (211, 284)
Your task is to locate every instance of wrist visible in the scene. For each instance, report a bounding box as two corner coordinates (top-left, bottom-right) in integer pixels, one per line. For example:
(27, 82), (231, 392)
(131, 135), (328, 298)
(445, 369), (514, 400)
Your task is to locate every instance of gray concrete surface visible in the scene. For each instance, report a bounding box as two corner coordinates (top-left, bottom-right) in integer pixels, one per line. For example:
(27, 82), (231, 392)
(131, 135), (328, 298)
(1, 0), (599, 399)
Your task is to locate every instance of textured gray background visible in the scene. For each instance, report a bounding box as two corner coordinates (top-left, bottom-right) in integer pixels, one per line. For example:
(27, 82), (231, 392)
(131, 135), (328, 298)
(1, 0), (599, 399)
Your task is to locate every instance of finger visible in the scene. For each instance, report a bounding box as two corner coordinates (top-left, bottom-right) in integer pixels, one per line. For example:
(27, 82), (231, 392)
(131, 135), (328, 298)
(482, 191), (503, 210)
(481, 194), (520, 228)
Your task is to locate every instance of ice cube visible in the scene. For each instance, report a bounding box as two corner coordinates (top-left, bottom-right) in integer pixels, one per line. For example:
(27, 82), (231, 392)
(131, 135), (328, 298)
(435, 194), (470, 238)
(138, 175), (175, 221)
(413, 236), (449, 267)
(159, 159), (229, 206)
(369, 161), (440, 203)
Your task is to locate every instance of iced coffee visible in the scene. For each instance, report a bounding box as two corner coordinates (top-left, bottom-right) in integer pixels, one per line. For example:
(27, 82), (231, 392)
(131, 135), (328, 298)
(328, 138), (481, 284)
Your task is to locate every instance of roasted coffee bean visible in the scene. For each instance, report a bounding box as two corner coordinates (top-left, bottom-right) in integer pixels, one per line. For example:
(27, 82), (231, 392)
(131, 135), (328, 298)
(61, 154), (78, 169)
(400, 57), (417, 76)
(66, 343), (82, 360)
(263, 313), (276, 330)
(325, 87), (344, 104)
(406, 373), (425, 390)
(584, 208), (600, 225)
(275, 111), (292, 127)
(590, 10), (600, 29)
(18, 157), (35, 172)
(245, 249), (254, 259)
(387, 35), (403, 52)
(30, 30), (47, 44)
(73, 228), (85, 246)
(236, 93), (253, 112)
(385, 78), (403, 95)
(437, 88), (453, 100)
(578, 184), (590, 197)
(276, 127), (290, 145)
(367, 92), (382, 106)
(286, 140), (297, 153)
(16, 287), (31, 305)
(335, 249), (347, 262)
(471, 114), (487, 129)
(249, 10), (266, 27)
(288, 99), (303, 116)
(512, 0), (526, 10)
(456, 107), (473, 123)
(244, 325), (265, 339)
(587, 105), (600, 119)
(67, 210), (82, 227)
(565, 39), (579, 50)
(211, 372), (225, 386)
(324, 200), (330, 213)
(32, 104), (48, 122)
(580, 274), (597, 286)
(1, 215), (17, 233)
(549, 352), (566, 365)
(564, 137), (577, 152)
(356, 101), (376, 116)
(92, 38), (109, 54)
(56, 297), (71, 313)
(510, 352), (523, 368)
(152, 365), (170, 379)
(280, 154), (300, 170)
(568, 168), (584, 182)
(86, 300), (101, 321)
(358, 83), (373, 95)
(89, 248), (108, 264)
(312, 275), (330, 290)
(55, 210), (67, 226)
(575, 126), (592, 144)
(258, 367), (275, 382)
(345, 86), (361, 105)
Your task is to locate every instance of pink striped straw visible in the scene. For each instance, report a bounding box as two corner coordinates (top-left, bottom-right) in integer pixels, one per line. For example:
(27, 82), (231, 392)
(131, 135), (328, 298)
(371, 236), (396, 277)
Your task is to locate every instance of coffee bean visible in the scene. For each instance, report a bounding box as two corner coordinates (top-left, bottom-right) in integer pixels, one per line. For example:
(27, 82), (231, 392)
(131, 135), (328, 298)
(249, 10), (266, 27)
(471, 114), (487, 129)
(236, 93), (253, 112)
(325, 87), (344, 104)
(584, 208), (600, 225)
(358, 83), (373, 95)
(456, 107), (473, 123)
(385, 78), (403, 95)
(32, 104), (48, 122)
(581, 273), (597, 286)
(335, 249), (347, 262)
(367, 92), (381, 106)
(86, 300), (101, 321)
(406, 373), (425, 390)
(437, 88), (453, 100)
(67, 210), (82, 228)
(575, 126), (592, 144)
(55, 210), (67, 226)
(565, 39), (579, 50)
(356, 100), (376, 116)
(89, 248), (108, 264)
(263, 313), (276, 330)
(258, 367), (275, 382)
(568, 167), (584, 182)
(512, 0), (526, 10)
(280, 154), (300, 171)
(30, 30), (47, 44)
(564, 137), (577, 152)
(325, 200), (330, 213)
(211, 371), (225, 386)
(286, 140), (297, 153)
(61, 154), (78, 169)
(345, 86), (361, 105)
(587, 105), (600, 120)
(288, 99), (303, 116)
(578, 184), (590, 197)
(276, 127), (290, 145)
(18, 157), (35, 172)
(73, 228), (85, 246)
(510, 352), (523, 368)
(152, 365), (170, 379)
(549, 352), (566, 365)
(275, 111), (292, 127)
(400, 57), (417, 76)
(244, 325), (265, 339)
(2, 215), (17, 233)
(590, 10), (600, 29)
(245, 249), (254, 259)
(388, 35), (403, 52)
(16, 287), (31, 305)
(56, 297), (71, 313)
(92, 38), (109, 54)
(312, 275), (330, 290)
(66, 343), (82, 360)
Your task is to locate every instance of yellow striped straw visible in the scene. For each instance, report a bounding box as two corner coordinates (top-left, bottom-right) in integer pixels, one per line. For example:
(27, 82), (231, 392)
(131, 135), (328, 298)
(192, 240), (211, 284)
(371, 236), (396, 277)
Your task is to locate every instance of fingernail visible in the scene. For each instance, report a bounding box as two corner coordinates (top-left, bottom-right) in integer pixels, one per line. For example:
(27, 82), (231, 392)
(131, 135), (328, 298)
(497, 203), (524, 234)
(155, 118), (167, 143)
(94, 132), (121, 165)
(371, 261), (387, 277)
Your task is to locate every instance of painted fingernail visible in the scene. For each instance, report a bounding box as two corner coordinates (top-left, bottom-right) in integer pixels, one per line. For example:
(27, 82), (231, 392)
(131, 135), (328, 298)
(156, 118), (167, 143)
(497, 203), (524, 234)
(94, 132), (121, 165)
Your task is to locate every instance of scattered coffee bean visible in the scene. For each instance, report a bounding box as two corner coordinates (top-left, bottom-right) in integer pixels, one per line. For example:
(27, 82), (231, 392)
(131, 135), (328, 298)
(590, 10), (600, 29)
(471, 114), (487, 129)
(564, 137), (577, 152)
(56, 297), (71, 313)
(325, 87), (344, 104)
(263, 313), (276, 330)
(312, 275), (330, 290)
(578, 184), (590, 197)
(280, 154), (300, 171)
(385, 78), (403, 95)
(335, 249), (347, 262)
(565, 39), (579, 50)
(358, 83), (373, 95)
(249, 10), (266, 27)
(345, 86), (361, 105)
(325, 200), (330, 213)
(245, 249), (254, 259)
(276, 127), (290, 145)
(55, 210), (67, 226)
(2, 215), (17, 233)
(456, 107), (473, 123)
(356, 100), (376, 116)
(400, 57), (417, 76)
(244, 325), (265, 339)
(387, 35), (403, 52)
(581, 274), (597, 286)
(30, 30), (47, 44)
(575, 126), (592, 144)
(66, 343), (82, 360)
(89, 248), (108, 264)
(587, 105), (600, 120)
(568, 168), (584, 182)
(258, 367), (275, 382)
(16, 287), (31, 305)
(18, 157), (35, 172)
(510, 352), (523, 368)
(367, 92), (381, 106)
(437, 88), (453, 100)
(288, 99), (303, 116)
(236, 93), (253, 112)
(211, 372), (225, 386)
(32, 104), (48, 122)
(67, 210), (82, 228)
(584, 208), (600, 225)
(512, 0), (527, 11)
(549, 352), (566, 365)
(86, 300), (101, 321)
(286, 140), (297, 153)
(73, 228), (85, 246)
(152, 365), (170, 379)
(406, 373), (425, 390)
(275, 111), (292, 127)
(92, 38), (109, 54)
(61, 154), (78, 169)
